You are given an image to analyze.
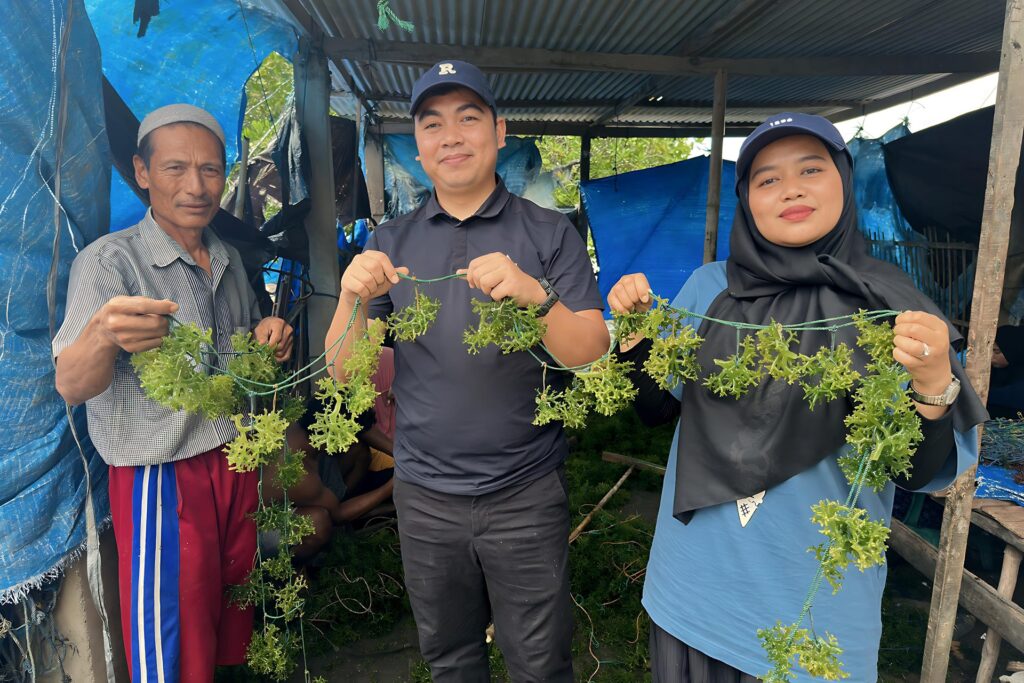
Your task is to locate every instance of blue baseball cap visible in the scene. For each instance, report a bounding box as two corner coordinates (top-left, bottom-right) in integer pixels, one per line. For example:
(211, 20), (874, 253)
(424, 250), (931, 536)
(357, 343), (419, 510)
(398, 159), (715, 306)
(410, 60), (497, 118)
(736, 112), (848, 183)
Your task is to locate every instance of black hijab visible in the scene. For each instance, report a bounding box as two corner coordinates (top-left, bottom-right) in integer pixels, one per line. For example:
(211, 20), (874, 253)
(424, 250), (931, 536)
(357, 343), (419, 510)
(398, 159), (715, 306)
(672, 143), (988, 522)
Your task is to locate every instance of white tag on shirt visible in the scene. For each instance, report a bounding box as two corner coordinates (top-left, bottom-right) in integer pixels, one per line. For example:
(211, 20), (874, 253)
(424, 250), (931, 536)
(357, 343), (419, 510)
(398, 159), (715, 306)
(737, 491), (766, 527)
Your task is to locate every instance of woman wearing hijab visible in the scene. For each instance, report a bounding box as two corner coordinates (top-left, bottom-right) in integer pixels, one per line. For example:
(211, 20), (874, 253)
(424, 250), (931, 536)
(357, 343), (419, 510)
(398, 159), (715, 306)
(607, 113), (988, 682)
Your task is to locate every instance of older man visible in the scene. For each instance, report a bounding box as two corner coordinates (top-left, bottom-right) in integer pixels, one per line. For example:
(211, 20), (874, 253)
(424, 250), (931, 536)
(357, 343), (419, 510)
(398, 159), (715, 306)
(54, 104), (292, 681)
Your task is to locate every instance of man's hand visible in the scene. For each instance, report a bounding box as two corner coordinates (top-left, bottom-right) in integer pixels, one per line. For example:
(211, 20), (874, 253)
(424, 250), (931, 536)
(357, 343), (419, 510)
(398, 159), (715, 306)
(892, 311), (954, 396)
(458, 252), (545, 306)
(94, 296), (178, 353)
(340, 251), (409, 304)
(254, 316), (294, 362)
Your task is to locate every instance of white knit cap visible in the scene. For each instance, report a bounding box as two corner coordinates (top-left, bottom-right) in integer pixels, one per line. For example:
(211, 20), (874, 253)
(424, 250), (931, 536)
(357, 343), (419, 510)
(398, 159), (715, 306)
(137, 103), (226, 147)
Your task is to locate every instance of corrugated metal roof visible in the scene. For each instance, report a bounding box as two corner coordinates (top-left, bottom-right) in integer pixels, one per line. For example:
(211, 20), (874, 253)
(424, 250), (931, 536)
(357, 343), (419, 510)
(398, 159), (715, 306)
(272, 0), (1004, 132)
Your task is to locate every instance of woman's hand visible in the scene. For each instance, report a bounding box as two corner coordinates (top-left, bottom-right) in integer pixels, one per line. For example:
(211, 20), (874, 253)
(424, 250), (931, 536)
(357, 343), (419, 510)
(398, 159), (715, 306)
(607, 273), (654, 352)
(893, 311), (954, 417)
(607, 273), (654, 314)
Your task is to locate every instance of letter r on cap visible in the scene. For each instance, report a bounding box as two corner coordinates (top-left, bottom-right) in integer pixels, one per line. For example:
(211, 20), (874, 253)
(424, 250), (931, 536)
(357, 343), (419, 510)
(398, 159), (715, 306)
(438, 63), (456, 75)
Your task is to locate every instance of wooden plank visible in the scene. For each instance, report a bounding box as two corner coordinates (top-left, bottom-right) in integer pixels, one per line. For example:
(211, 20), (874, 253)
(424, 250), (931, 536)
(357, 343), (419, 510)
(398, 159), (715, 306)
(971, 507), (1024, 555)
(977, 545), (1023, 683)
(602, 451), (667, 475)
(890, 520), (1024, 655)
(580, 134), (591, 185)
(920, 3), (1024, 678)
(325, 39), (998, 78)
(294, 35), (339, 359)
(363, 130), (386, 225)
(704, 70), (728, 265)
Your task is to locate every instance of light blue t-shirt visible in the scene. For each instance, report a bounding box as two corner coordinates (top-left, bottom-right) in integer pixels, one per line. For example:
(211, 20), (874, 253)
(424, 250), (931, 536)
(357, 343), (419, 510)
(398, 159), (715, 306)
(642, 261), (978, 681)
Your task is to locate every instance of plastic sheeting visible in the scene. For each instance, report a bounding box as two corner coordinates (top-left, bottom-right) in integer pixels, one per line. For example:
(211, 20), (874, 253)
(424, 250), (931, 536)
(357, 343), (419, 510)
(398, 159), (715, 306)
(382, 135), (557, 219)
(85, 0), (295, 231)
(976, 463), (1024, 507)
(582, 156), (737, 313)
(0, 0), (110, 603)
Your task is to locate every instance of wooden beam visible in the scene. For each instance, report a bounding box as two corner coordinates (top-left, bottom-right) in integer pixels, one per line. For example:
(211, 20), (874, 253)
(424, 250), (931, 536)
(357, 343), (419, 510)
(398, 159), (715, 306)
(357, 92), (871, 112)
(326, 39), (999, 78)
(704, 70), (728, 264)
(580, 133), (591, 184)
(826, 73), (991, 124)
(891, 520), (1024, 656)
(375, 120), (757, 138)
(294, 36), (339, 360)
(591, 75), (661, 127)
(976, 545), (1023, 683)
(920, 1), (1024, 679)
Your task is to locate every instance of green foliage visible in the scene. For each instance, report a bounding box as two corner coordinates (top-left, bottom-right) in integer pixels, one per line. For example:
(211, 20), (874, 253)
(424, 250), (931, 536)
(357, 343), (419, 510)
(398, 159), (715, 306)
(270, 448), (306, 491)
(228, 331), (281, 388)
(839, 320), (923, 490)
(756, 322), (807, 384)
(534, 383), (591, 430)
(463, 298), (547, 354)
(387, 288), (441, 341)
(810, 501), (890, 592)
(132, 322), (240, 417)
(800, 344), (859, 410)
(536, 136), (699, 208)
(703, 335), (762, 398)
(224, 411), (289, 473)
(241, 52), (293, 154)
(245, 623), (296, 681)
(309, 318), (386, 455)
(253, 502), (316, 546)
(534, 356), (636, 427)
(576, 356), (639, 416)
(759, 622), (848, 682)
(307, 377), (363, 455)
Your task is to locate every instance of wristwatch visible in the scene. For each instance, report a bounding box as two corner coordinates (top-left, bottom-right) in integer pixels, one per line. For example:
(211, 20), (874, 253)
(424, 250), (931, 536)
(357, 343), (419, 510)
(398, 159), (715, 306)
(910, 376), (961, 406)
(535, 277), (560, 317)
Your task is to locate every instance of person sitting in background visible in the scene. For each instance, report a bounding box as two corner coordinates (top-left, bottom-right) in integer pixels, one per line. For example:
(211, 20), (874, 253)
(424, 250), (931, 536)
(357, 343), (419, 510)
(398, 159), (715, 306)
(989, 324), (1024, 418)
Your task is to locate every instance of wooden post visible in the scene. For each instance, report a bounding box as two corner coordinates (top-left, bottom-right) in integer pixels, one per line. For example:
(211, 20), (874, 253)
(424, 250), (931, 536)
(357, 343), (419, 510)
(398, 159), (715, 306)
(294, 34), (338, 359)
(580, 133), (592, 186)
(364, 127), (386, 224)
(920, 1), (1024, 679)
(703, 69), (727, 264)
(233, 136), (249, 220)
(976, 545), (1023, 682)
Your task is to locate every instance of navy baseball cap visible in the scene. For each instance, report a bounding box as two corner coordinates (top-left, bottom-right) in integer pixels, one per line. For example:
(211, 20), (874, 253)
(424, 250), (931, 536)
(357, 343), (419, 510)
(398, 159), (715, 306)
(736, 112), (848, 183)
(410, 60), (497, 117)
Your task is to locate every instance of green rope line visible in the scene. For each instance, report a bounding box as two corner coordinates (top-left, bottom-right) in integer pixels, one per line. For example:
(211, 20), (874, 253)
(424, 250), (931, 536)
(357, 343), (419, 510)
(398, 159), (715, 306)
(397, 271), (466, 284)
(787, 452), (872, 647)
(167, 298), (362, 396)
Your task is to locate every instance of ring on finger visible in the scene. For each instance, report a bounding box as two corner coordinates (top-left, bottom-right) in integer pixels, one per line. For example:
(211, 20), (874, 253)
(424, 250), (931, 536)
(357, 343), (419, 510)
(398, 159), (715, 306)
(920, 342), (931, 358)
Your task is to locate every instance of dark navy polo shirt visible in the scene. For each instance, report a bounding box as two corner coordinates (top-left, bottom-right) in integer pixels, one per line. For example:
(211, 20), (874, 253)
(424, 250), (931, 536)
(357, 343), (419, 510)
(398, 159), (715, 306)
(365, 179), (603, 495)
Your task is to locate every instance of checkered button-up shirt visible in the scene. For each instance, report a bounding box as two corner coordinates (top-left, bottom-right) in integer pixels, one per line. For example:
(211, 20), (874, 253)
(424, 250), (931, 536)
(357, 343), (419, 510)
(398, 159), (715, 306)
(53, 210), (261, 467)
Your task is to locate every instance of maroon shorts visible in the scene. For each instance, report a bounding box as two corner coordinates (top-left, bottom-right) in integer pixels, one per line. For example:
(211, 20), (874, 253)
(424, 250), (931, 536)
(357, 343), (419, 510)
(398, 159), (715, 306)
(108, 446), (258, 681)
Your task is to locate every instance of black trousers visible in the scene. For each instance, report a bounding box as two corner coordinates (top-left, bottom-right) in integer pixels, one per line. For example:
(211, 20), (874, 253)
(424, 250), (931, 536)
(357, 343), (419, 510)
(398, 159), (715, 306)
(650, 621), (759, 683)
(393, 468), (574, 683)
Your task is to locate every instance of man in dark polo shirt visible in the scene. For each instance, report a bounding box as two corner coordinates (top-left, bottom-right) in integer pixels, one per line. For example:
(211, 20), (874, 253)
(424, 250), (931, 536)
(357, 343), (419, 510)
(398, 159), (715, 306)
(325, 60), (609, 681)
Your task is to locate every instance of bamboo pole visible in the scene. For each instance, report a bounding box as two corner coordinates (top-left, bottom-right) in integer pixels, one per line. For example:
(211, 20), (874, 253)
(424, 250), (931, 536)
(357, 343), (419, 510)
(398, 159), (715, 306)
(920, 1), (1024, 678)
(568, 466), (635, 543)
(703, 69), (727, 264)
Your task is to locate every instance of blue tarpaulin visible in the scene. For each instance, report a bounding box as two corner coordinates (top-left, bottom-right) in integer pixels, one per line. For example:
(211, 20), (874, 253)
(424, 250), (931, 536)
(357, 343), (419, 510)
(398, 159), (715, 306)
(0, 0), (297, 603)
(0, 0), (110, 603)
(85, 0), (295, 231)
(581, 156), (737, 313)
(382, 135), (558, 219)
